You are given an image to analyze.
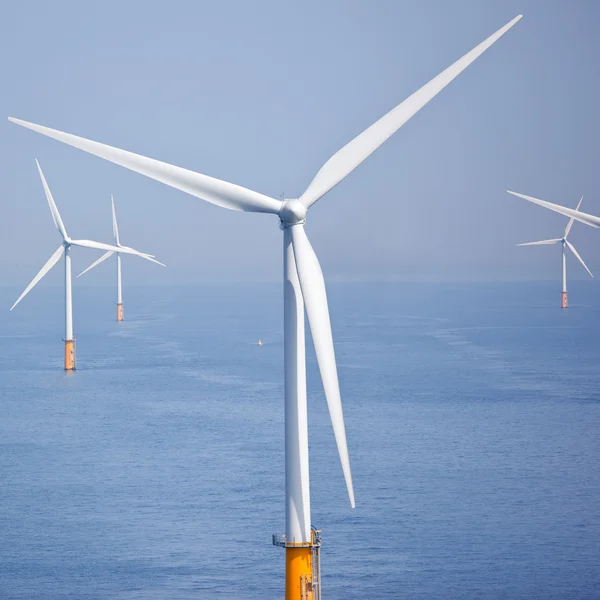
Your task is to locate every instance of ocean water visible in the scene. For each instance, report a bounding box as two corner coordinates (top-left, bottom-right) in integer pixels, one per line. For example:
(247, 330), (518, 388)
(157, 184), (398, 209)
(1, 281), (599, 600)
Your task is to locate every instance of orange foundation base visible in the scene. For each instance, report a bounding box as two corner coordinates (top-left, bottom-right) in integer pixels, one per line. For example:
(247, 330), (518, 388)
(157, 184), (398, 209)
(64, 339), (76, 371)
(286, 546), (314, 600)
(117, 303), (124, 321)
(275, 529), (321, 600)
(561, 292), (568, 309)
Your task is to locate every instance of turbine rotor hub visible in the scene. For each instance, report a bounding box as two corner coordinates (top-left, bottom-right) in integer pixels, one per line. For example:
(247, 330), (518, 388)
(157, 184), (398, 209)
(279, 199), (307, 228)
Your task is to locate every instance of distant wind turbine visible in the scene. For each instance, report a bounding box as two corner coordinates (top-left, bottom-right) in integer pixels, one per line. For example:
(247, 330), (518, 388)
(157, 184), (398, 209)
(78, 195), (165, 321)
(510, 192), (593, 308)
(10, 161), (158, 370)
(10, 14), (522, 598)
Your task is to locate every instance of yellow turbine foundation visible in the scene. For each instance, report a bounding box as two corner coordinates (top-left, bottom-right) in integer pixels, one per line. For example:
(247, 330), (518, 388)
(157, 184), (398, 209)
(117, 303), (124, 321)
(274, 529), (321, 600)
(64, 339), (75, 371)
(286, 546), (313, 600)
(562, 292), (568, 309)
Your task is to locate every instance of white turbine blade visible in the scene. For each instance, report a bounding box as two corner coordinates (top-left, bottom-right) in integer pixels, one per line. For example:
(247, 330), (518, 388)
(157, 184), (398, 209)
(299, 15), (522, 209)
(71, 239), (149, 257)
(565, 240), (593, 278)
(507, 191), (600, 229)
(290, 224), (355, 508)
(35, 160), (68, 239)
(117, 244), (165, 266)
(564, 196), (584, 239)
(9, 118), (282, 214)
(139, 254), (166, 267)
(77, 250), (114, 278)
(10, 245), (64, 310)
(111, 195), (121, 245)
(517, 239), (561, 246)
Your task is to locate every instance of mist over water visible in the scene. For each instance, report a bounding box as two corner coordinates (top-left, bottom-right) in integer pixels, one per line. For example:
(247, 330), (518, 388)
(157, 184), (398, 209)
(1, 282), (599, 599)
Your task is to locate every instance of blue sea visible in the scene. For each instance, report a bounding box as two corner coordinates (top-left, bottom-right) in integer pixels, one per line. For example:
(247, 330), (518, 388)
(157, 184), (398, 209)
(1, 281), (599, 599)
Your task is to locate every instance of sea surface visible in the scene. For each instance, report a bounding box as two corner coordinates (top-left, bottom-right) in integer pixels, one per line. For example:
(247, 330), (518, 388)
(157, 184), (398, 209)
(1, 281), (599, 600)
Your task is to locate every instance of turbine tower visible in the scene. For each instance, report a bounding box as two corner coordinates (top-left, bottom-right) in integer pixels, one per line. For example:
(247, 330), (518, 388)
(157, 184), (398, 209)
(10, 15), (521, 598)
(78, 195), (165, 321)
(509, 192), (593, 308)
(10, 161), (159, 370)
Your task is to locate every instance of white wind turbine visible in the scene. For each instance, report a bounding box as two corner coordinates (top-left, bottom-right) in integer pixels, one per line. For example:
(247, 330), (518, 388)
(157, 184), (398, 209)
(10, 14), (521, 598)
(509, 191), (593, 308)
(77, 195), (165, 321)
(10, 161), (159, 370)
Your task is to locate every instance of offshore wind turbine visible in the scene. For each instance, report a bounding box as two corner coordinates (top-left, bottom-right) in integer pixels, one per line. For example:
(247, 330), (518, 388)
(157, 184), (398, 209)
(77, 195), (165, 321)
(10, 14), (522, 598)
(10, 161), (158, 370)
(515, 197), (592, 308)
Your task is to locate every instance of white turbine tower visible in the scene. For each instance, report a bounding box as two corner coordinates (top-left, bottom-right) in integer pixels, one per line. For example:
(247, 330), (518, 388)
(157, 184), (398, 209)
(10, 14), (521, 598)
(10, 161), (159, 370)
(77, 195), (165, 321)
(509, 191), (593, 308)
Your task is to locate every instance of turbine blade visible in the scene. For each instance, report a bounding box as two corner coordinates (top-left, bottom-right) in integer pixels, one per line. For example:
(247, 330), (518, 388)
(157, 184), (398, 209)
(9, 118), (282, 214)
(507, 191), (600, 229)
(71, 239), (149, 257)
(564, 196), (584, 239)
(517, 239), (561, 246)
(77, 250), (114, 278)
(111, 194), (121, 245)
(290, 224), (355, 508)
(139, 254), (166, 267)
(299, 15), (522, 209)
(117, 244), (164, 265)
(565, 240), (593, 278)
(35, 160), (68, 239)
(10, 245), (64, 310)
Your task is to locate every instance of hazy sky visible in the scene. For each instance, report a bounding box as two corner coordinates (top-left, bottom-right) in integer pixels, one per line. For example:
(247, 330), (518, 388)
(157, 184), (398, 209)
(1, 1), (599, 285)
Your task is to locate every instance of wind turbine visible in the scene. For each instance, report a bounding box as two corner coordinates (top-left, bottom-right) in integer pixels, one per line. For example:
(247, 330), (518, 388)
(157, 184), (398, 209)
(10, 161), (159, 370)
(9, 14), (522, 598)
(77, 195), (165, 321)
(509, 191), (593, 308)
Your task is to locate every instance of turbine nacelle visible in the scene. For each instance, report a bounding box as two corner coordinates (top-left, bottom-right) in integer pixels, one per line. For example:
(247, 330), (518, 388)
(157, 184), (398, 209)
(279, 199), (307, 227)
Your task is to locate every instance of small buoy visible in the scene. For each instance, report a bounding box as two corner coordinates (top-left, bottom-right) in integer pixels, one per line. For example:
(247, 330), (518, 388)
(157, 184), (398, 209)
(258, 339), (263, 346)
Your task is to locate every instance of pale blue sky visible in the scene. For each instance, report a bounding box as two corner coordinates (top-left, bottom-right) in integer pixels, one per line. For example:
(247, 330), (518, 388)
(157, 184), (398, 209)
(1, 1), (598, 284)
